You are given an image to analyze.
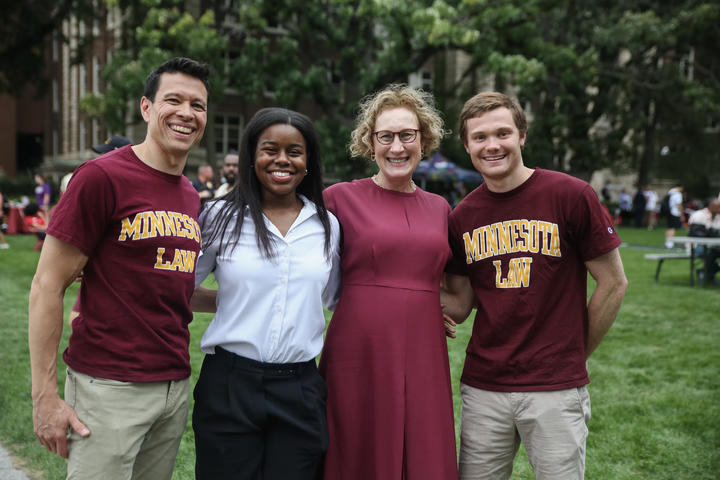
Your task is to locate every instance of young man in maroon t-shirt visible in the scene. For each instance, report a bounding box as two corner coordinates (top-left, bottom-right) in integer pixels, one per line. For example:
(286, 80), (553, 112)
(443, 92), (628, 480)
(29, 57), (209, 480)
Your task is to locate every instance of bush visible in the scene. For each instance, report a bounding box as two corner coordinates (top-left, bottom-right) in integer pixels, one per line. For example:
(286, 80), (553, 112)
(0, 177), (38, 198)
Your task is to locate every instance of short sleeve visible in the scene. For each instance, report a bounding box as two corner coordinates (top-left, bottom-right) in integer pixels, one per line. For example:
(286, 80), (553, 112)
(194, 202), (221, 287)
(322, 213), (342, 311)
(445, 211), (470, 276)
(46, 162), (115, 256)
(570, 185), (622, 261)
(322, 184), (339, 216)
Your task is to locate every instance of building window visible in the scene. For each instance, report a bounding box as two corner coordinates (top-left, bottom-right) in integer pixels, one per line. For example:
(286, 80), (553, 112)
(408, 69), (433, 91)
(52, 80), (59, 113)
(92, 118), (99, 147)
(79, 64), (86, 150)
(92, 0), (99, 36)
(223, 49), (242, 76)
(93, 56), (100, 94)
(215, 114), (243, 154)
(52, 34), (59, 62)
(680, 47), (695, 81)
(422, 70), (433, 90)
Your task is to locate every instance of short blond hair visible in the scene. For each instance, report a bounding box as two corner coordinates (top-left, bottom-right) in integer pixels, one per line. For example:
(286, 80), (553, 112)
(349, 84), (445, 160)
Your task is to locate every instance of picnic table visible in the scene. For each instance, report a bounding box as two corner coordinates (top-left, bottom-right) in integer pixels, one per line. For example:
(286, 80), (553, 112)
(669, 236), (720, 287)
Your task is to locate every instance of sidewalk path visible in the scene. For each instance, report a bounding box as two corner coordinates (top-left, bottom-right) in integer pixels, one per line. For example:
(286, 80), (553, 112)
(0, 443), (31, 480)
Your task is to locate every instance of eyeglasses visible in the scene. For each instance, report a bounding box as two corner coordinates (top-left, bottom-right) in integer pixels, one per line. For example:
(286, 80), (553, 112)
(373, 129), (419, 145)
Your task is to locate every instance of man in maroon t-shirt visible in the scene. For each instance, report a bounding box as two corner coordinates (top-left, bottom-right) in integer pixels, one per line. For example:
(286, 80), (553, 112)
(29, 57), (209, 480)
(442, 92), (628, 480)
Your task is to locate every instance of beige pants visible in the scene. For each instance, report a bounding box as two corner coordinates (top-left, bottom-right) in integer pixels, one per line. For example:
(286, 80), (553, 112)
(64, 367), (189, 480)
(459, 383), (591, 480)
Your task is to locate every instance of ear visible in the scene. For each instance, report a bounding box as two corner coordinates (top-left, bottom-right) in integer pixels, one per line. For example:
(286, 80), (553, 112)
(519, 131), (527, 148)
(140, 97), (151, 122)
(463, 140), (470, 155)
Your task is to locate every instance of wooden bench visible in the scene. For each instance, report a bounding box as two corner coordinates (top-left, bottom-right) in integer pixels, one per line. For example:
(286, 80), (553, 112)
(644, 253), (692, 283)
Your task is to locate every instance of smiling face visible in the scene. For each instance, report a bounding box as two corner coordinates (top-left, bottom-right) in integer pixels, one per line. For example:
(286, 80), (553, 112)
(372, 107), (422, 189)
(254, 123), (307, 204)
(140, 72), (208, 160)
(464, 107), (530, 192)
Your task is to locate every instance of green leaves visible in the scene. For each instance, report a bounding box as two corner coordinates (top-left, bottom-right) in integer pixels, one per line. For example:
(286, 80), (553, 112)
(69, 0), (718, 188)
(80, 3), (228, 132)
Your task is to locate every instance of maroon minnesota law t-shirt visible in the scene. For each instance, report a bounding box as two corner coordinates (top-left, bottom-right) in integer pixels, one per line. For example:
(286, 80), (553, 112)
(447, 168), (622, 392)
(48, 146), (201, 382)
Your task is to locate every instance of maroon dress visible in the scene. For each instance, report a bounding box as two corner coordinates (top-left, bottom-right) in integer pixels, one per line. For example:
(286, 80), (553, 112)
(319, 178), (458, 479)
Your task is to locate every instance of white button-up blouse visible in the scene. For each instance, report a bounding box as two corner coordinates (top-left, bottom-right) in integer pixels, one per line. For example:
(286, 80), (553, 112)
(195, 195), (342, 363)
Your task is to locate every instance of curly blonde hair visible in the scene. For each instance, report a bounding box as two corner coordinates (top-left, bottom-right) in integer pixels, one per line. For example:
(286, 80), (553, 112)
(349, 84), (446, 160)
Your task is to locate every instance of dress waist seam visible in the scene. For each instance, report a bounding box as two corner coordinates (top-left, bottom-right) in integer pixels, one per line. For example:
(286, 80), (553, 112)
(343, 282), (438, 293)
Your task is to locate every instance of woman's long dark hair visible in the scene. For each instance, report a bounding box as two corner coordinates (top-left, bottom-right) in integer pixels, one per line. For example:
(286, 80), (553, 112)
(202, 107), (332, 259)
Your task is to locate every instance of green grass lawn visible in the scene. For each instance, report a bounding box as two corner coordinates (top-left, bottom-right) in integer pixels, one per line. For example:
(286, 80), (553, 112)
(1, 226), (718, 479)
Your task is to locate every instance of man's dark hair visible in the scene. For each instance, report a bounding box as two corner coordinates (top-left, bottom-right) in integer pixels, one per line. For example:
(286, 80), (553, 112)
(144, 57), (210, 102)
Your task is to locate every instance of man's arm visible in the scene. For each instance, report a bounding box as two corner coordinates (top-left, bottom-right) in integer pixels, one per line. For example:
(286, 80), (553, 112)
(29, 235), (91, 458)
(585, 248), (628, 359)
(441, 273), (476, 325)
(190, 285), (218, 313)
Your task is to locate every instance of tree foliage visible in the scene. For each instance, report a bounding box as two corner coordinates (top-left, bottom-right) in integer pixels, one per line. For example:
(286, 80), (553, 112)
(214, 0), (549, 178)
(508, 0), (720, 191)
(80, 0), (228, 134)
(589, 1), (720, 193)
(0, 0), (96, 95)
(73, 0), (720, 190)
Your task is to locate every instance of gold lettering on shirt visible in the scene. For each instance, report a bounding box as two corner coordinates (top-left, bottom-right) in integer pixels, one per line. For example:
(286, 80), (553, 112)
(154, 247), (197, 273)
(118, 211), (200, 273)
(462, 219), (561, 263)
(161, 211), (177, 236)
(493, 257), (533, 288)
(118, 215), (142, 241)
(118, 211), (201, 243)
(461, 218), (561, 288)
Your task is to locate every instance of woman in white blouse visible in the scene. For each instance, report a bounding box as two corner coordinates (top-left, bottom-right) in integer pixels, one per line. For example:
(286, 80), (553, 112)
(191, 107), (341, 480)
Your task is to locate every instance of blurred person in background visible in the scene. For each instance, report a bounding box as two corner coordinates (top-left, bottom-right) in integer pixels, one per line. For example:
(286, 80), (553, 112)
(664, 183), (684, 248)
(687, 198), (720, 284)
(34, 173), (52, 212)
(192, 164), (215, 204)
(0, 189), (9, 249)
(643, 185), (658, 230)
(214, 150), (239, 198)
(24, 202), (48, 251)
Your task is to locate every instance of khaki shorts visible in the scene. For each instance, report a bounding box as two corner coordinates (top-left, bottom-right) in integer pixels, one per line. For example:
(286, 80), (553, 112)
(64, 367), (189, 480)
(459, 383), (591, 480)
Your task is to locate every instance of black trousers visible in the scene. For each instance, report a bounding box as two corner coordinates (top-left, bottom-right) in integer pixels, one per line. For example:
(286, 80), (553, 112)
(193, 347), (329, 480)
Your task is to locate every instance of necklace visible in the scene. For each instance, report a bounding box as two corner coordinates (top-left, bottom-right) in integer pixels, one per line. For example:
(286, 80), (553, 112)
(372, 174), (416, 193)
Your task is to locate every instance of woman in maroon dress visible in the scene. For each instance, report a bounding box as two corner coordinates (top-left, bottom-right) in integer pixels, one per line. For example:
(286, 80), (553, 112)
(319, 85), (458, 479)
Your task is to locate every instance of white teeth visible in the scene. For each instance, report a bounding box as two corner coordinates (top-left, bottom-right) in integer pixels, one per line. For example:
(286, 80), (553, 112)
(484, 155), (505, 161)
(272, 171), (290, 177)
(387, 158), (408, 163)
(171, 125), (192, 134)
